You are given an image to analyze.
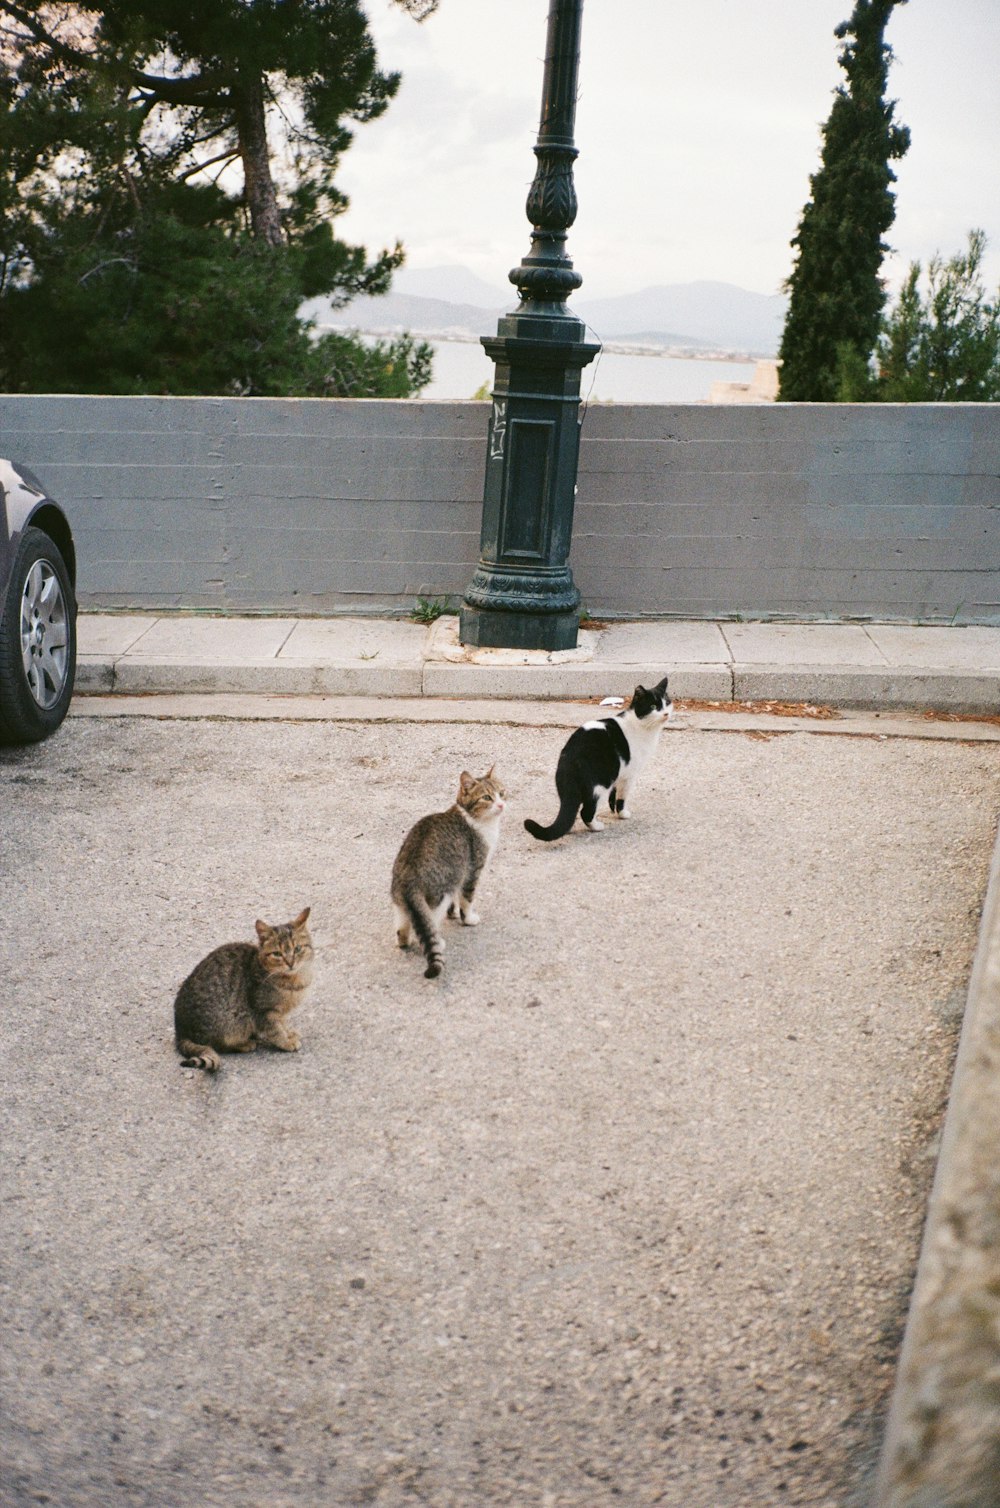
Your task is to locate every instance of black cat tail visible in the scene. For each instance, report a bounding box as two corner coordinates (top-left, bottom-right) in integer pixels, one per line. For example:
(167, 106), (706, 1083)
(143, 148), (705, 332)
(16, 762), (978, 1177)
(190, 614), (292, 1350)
(524, 791), (579, 842)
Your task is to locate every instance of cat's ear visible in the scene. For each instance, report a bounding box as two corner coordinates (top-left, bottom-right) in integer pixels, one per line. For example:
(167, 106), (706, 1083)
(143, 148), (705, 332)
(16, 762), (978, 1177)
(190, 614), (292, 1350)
(254, 919), (270, 940)
(632, 684), (646, 702)
(292, 907), (311, 928)
(485, 763), (496, 779)
(458, 770), (474, 793)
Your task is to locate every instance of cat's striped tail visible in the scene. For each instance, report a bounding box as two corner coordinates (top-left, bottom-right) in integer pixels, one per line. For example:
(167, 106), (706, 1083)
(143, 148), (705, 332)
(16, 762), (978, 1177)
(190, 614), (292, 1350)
(177, 1039), (221, 1072)
(402, 891), (445, 979)
(524, 792), (579, 842)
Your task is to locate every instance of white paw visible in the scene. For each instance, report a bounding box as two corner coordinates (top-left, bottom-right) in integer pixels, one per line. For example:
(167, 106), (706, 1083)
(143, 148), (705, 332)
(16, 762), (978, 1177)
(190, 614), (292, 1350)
(461, 909), (481, 926)
(619, 806), (632, 819)
(586, 818), (605, 831)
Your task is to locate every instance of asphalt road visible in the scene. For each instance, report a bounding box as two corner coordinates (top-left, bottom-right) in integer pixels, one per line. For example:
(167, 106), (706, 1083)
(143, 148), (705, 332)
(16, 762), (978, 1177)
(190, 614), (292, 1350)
(2, 711), (999, 1508)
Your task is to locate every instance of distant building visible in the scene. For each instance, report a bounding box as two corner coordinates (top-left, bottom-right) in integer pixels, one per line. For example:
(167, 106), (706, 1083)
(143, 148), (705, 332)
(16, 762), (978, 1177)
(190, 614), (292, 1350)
(708, 359), (779, 404)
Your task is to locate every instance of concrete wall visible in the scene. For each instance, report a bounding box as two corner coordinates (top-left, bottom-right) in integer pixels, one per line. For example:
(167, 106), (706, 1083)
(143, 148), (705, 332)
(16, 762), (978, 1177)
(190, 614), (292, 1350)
(1, 394), (997, 622)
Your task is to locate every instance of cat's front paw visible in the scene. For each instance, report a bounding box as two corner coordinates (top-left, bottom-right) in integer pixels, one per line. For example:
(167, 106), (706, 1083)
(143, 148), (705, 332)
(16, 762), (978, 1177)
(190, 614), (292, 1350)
(618, 806), (632, 819)
(280, 1030), (301, 1052)
(585, 818), (605, 831)
(461, 908), (481, 926)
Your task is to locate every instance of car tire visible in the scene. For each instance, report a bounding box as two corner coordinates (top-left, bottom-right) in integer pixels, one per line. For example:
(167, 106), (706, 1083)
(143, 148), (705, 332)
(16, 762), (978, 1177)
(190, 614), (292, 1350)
(0, 525), (77, 745)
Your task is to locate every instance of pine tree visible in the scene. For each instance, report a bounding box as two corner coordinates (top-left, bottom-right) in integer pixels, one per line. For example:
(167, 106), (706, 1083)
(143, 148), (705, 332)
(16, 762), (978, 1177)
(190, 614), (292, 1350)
(777, 0), (910, 402)
(0, 0), (437, 396)
(874, 230), (1000, 401)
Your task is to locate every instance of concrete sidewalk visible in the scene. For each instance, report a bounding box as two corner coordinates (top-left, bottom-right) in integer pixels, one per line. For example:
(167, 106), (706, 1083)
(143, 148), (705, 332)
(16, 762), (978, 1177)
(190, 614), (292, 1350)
(77, 613), (1000, 714)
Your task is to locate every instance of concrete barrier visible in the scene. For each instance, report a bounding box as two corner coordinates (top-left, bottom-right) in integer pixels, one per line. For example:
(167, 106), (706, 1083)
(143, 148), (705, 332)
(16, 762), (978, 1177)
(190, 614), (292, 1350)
(874, 813), (1000, 1505)
(1, 395), (996, 622)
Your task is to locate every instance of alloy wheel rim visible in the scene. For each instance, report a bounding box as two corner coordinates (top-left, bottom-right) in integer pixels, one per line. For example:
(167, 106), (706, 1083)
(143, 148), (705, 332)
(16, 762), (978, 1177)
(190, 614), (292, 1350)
(19, 559), (69, 709)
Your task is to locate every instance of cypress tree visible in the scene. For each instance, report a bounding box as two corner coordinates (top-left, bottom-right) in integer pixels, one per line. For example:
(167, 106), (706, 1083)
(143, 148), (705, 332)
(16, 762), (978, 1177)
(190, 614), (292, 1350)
(778, 0), (910, 401)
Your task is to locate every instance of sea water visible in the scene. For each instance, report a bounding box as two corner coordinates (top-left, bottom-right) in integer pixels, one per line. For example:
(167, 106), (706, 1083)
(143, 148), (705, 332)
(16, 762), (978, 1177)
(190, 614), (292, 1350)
(418, 336), (759, 404)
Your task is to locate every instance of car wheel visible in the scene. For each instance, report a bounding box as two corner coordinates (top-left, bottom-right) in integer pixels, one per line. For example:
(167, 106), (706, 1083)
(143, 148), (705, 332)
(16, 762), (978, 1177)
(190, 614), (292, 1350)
(0, 525), (77, 745)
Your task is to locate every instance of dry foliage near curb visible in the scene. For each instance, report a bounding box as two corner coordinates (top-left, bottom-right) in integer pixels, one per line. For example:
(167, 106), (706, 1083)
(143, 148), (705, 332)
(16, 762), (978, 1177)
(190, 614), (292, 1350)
(679, 698), (841, 720)
(921, 710), (1000, 730)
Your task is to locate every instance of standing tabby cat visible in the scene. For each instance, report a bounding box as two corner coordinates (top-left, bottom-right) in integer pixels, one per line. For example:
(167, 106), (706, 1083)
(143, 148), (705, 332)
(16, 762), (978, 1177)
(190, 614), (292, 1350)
(174, 908), (314, 1071)
(525, 677), (673, 841)
(392, 768), (506, 978)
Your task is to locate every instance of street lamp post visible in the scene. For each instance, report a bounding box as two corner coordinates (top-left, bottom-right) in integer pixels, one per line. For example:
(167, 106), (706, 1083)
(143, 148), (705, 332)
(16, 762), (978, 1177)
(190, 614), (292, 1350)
(459, 0), (598, 652)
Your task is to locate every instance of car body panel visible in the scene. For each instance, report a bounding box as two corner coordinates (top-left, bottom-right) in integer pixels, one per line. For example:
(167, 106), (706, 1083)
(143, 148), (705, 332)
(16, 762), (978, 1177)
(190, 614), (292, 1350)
(0, 458), (78, 743)
(0, 460), (77, 636)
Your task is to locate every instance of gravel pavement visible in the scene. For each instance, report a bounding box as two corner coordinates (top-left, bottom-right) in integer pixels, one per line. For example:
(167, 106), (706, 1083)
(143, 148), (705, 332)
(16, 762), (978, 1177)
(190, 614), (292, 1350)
(2, 712), (999, 1508)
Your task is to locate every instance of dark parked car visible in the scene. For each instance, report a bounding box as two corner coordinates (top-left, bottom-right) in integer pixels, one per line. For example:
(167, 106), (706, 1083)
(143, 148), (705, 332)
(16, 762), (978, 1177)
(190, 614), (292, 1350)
(0, 459), (77, 745)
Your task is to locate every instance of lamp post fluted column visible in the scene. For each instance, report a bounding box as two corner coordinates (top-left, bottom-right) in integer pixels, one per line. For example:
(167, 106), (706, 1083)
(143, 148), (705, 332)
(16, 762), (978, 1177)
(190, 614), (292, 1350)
(459, 0), (598, 651)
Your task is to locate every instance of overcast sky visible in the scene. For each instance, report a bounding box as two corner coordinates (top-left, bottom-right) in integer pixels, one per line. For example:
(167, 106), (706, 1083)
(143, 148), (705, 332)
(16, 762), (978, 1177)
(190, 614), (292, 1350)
(334, 0), (1000, 301)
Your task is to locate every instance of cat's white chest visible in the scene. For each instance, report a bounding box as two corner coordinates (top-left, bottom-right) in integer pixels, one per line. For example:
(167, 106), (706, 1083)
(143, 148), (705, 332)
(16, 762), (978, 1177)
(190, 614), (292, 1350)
(459, 806), (502, 857)
(479, 814), (503, 857)
(625, 722), (663, 771)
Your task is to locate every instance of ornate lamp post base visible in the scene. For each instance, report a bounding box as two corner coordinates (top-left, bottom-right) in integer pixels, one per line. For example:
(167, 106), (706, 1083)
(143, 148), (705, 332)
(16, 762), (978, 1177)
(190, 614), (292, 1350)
(459, 0), (596, 652)
(460, 311), (599, 651)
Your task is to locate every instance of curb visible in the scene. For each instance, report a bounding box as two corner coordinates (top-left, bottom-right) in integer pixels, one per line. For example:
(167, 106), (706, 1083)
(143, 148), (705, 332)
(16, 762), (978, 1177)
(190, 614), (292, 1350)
(75, 657), (1000, 715)
(874, 810), (1000, 1505)
(732, 667), (1000, 717)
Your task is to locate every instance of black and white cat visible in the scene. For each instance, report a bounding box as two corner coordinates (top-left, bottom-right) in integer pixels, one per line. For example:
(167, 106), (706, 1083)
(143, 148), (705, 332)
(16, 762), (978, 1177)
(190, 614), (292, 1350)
(524, 677), (673, 842)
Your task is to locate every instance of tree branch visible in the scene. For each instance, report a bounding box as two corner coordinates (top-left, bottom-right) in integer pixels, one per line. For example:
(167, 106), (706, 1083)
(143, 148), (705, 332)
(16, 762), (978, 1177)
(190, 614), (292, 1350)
(131, 68), (232, 108)
(0, 0), (97, 68)
(177, 148), (240, 181)
(0, 3), (229, 107)
(79, 257), (136, 285)
(393, 0), (438, 18)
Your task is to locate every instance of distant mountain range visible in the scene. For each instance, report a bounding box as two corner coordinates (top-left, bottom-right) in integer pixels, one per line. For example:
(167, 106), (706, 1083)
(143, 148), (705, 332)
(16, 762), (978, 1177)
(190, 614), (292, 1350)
(303, 265), (787, 358)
